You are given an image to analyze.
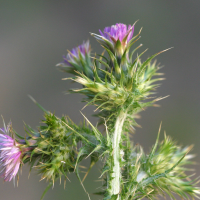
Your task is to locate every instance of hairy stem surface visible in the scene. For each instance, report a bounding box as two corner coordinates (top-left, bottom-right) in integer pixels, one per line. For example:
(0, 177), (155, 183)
(111, 110), (127, 199)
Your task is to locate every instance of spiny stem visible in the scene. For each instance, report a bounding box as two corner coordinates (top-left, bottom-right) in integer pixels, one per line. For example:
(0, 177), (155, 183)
(110, 110), (127, 199)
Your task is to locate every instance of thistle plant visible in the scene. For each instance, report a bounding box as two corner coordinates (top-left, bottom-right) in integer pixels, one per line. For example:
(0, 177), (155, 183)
(1, 22), (200, 200)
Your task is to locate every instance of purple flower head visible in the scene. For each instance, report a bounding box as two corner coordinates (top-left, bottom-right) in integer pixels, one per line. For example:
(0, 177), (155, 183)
(90, 23), (136, 57)
(63, 40), (90, 65)
(99, 23), (134, 44)
(0, 122), (21, 182)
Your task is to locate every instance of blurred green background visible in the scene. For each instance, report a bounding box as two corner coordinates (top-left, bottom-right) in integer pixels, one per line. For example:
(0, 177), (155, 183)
(0, 1), (200, 199)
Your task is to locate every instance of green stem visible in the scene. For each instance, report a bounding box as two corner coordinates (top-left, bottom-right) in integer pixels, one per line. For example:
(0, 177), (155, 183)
(110, 110), (127, 199)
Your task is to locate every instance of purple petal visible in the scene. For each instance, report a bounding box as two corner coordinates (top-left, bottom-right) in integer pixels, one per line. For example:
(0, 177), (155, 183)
(0, 124), (22, 182)
(99, 23), (134, 43)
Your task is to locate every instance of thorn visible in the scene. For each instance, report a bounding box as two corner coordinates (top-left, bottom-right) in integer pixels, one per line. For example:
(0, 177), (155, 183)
(133, 19), (139, 26)
(153, 104), (160, 107)
(138, 27), (143, 34)
(81, 103), (89, 110)
(158, 47), (174, 54)
(39, 176), (46, 182)
(17, 174), (19, 187)
(28, 171), (31, 179)
(62, 77), (69, 80)
(155, 95), (170, 102)
(27, 95), (37, 104)
(55, 63), (62, 67)
(64, 179), (66, 189)
(52, 179), (54, 189)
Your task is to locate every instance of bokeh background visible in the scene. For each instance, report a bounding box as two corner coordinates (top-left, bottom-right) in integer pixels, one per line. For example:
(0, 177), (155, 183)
(0, 1), (200, 199)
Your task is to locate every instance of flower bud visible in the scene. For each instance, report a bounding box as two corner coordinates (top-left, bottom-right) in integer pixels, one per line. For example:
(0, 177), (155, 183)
(56, 40), (93, 79)
(92, 23), (134, 58)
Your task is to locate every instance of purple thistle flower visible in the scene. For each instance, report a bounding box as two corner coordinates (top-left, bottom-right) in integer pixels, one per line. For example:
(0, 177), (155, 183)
(57, 40), (93, 78)
(63, 40), (90, 65)
(91, 23), (136, 58)
(0, 122), (21, 182)
(99, 23), (134, 44)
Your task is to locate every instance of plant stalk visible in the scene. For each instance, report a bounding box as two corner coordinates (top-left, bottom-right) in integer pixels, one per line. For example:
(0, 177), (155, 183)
(110, 110), (127, 199)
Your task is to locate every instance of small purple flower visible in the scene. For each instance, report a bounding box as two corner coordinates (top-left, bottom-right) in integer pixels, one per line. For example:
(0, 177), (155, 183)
(63, 40), (90, 65)
(99, 23), (134, 44)
(57, 40), (93, 77)
(0, 123), (21, 182)
(91, 23), (135, 57)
